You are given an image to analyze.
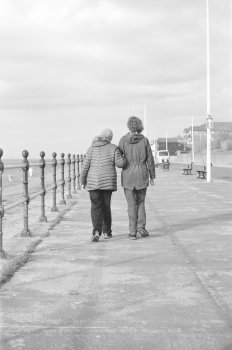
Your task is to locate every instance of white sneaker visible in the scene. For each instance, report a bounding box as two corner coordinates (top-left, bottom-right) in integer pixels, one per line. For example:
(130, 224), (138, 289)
(91, 232), (100, 242)
(137, 228), (149, 237)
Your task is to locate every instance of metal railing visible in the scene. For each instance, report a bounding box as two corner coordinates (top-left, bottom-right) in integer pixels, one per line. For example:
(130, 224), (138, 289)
(0, 149), (85, 259)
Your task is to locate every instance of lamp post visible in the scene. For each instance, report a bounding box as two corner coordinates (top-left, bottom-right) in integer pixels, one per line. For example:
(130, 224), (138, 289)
(206, 114), (213, 181)
(165, 130), (168, 151)
(191, 116), (195, 163)
(206, 0), (213, 182)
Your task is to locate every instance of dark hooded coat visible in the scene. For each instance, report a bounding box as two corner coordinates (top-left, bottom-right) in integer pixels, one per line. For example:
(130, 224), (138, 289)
(81, 136), (125, 191)
(118, 132), (156, 190)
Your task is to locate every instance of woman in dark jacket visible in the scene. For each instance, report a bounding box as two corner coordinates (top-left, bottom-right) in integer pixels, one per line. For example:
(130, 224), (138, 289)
(118, 116), (156, 239)
(82, 129), (125, 242)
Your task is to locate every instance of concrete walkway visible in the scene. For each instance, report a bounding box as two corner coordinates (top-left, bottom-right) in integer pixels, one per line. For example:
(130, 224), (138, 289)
(0, 167), (232, 350)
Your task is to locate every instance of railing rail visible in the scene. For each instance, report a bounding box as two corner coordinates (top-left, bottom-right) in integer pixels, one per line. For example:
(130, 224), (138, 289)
(4, 164), (25, 170)
(0, 148), (83, 259)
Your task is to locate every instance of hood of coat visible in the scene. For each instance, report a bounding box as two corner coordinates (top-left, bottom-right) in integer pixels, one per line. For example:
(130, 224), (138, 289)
(92, 136), (111, 147)
(125, 132), (144, 144)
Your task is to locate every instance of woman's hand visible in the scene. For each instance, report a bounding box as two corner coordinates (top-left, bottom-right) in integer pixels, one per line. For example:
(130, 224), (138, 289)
(150, 179), (155, 186)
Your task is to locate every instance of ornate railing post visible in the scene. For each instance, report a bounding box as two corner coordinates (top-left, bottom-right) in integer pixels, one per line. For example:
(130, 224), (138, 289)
(66, 153), (72, 199)
(80, 154), (84, 186)
(72, 154), (77, 194)
(60, 153), (66, 205)
(39, 151), (47, 222)
(0, 149), (7, 258)
(76, 154), (81, 190)
(51, 152), (58, 212)
(21, 150), (32, 237)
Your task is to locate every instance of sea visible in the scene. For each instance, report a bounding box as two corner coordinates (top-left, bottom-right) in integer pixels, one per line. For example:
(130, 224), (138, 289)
(1, 159), (64, 207)
(1, 158), (73, 248)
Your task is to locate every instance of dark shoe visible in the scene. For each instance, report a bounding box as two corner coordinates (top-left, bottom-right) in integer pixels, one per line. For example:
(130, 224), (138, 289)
(137, 228), (149, 237)
(91, 231), (100, 242)
(104, 233), (112, 239)
(128, 233), (137, 240)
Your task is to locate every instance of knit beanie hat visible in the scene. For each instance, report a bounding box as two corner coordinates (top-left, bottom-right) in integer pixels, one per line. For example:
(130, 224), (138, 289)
(98, 129), (113, 142)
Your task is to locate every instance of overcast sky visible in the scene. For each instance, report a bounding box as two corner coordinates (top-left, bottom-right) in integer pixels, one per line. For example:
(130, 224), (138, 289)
(0, 0), (231, 158)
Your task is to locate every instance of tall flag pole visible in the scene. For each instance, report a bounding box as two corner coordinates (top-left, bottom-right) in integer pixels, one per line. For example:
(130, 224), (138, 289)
(206, 0), (213, 182)
(166, 130), (168, 151)
(192, 115), (195, 163)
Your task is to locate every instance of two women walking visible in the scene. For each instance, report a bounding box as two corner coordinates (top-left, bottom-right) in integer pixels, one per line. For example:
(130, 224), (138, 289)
(81, 116), (156, 242)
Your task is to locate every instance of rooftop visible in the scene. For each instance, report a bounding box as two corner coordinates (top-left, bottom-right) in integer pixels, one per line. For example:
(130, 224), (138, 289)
(157, 137), (180, 143)
(185, 122), (232, 133)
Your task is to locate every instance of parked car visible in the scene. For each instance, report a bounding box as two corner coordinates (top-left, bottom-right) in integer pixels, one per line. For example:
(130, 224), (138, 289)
(155, 150), (170, 165)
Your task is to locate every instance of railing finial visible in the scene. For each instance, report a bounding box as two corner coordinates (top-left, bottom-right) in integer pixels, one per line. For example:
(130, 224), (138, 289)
(22, 150), (29, 159)
(39, 151), (47, 222)
(72, 154), (77, 194)
(76, 154), (81, 190)
(59, 153), (66, 205)
(66, 153), (72, 199)
(51, 152), (58, 212)
(21, 150), (32, 237)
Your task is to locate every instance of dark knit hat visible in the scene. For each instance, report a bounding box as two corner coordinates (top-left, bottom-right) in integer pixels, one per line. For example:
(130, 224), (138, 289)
(127, 116), (144, 133)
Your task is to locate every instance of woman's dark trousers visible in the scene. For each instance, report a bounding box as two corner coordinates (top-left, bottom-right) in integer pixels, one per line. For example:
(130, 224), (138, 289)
(89, 190), (113, 235)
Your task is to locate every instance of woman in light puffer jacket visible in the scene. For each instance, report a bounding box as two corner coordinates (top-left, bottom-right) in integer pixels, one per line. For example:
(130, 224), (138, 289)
(82, 129), (125, 242)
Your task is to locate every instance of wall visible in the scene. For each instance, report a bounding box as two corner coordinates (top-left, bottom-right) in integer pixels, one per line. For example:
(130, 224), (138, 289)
(174, 150), (232, 166)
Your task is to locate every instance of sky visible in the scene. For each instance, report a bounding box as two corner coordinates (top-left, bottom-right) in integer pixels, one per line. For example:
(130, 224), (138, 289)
(0, 0), (231, 159)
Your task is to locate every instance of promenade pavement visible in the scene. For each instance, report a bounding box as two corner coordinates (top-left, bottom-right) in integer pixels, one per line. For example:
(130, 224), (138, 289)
(0, 166), (232, 350)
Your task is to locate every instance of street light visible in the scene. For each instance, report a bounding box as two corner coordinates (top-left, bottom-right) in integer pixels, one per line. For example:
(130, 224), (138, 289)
(191, 116), (195, 163)
(206, 114), (213, 181)
(206, 0), (213, 182)
(165, 130), (168, 151)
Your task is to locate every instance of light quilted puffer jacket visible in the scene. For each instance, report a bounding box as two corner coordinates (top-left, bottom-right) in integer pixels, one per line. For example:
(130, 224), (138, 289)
(81, 137), (126, 191)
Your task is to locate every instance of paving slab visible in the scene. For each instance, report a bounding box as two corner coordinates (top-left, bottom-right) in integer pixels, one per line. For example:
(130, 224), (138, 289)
(0, 168), (232, 350)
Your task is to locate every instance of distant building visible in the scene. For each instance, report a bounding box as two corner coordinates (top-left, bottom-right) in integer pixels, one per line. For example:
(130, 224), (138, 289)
(183, 122), (232, 152)
(156, 137), (185, 156)
(183, 124), (207, 152)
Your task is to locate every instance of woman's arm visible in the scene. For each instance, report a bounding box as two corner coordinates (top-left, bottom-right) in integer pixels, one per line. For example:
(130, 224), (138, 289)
(146, 139), (156, 179)
(81, 147), (92, 186)
(114, 147), (126, 168)
(118, 137), (124, 156)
